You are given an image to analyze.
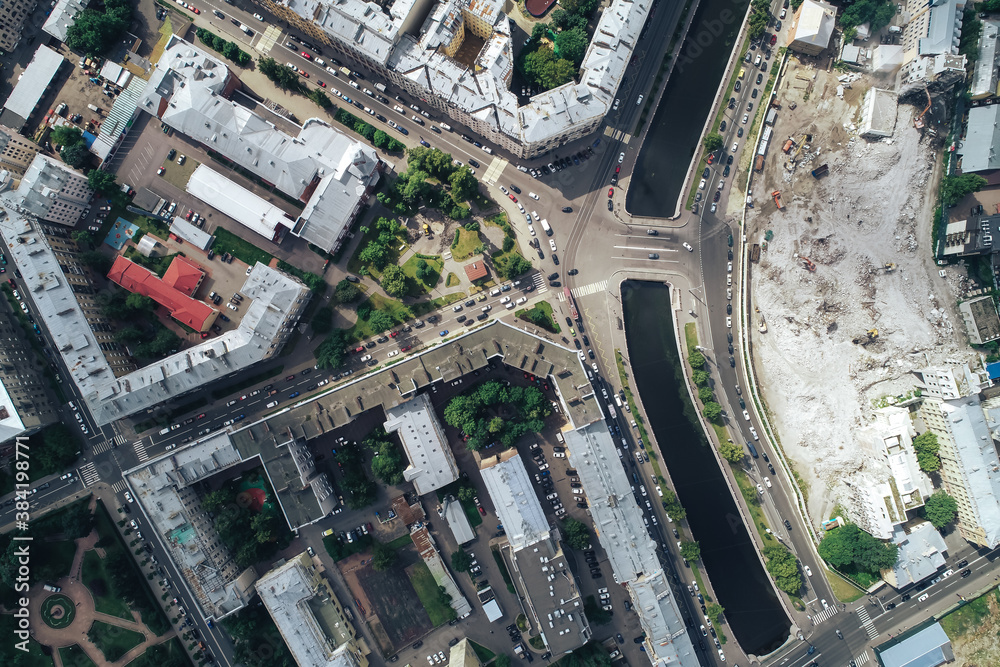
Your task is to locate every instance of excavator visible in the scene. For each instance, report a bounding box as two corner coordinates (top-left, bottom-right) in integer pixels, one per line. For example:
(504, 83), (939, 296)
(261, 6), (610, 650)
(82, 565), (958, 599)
(801, 256), (816, 272)
(914, 84), (931, 131)
(852, 329), (879, 345)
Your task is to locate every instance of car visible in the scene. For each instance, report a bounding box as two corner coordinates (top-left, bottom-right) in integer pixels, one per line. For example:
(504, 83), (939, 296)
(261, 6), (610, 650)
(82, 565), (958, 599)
(803, 565), (812, 577)
(784, 519), (793, 530)
(732, 142), (739, 153)
(756, 73), (764, 85)
(562, 206), (573, 213)
(616, 634), (624, 644)
(726, 316), (732, 328)
(735, 80), (741, 92)
(618, 152), (625, 164)
(157, 166), (164, 175)
(962, 568), (972, 577)
(254, 12), (264, 20)
(683, 242), (693, 252)
(607, 200), (613, 211)
(770, 34), (777, 45)
(713, 191), (721, 202)
(177, 154), (186, 165)
(763, 477), (772, 488)
(742, 114), (749, 124)
(439, 330), (449, 336)
(648, 253), (659, 260)
(729, 355), (735, 367)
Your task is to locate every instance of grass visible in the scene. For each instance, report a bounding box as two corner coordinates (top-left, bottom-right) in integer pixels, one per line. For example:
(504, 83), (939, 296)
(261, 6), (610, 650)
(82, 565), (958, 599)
(615, 349), (662, 479)
(451, 227), (482, 261)
(387, 533), (413, 550)
(732, 467), (776, 547)
(0, 611), (53, 666)
(211, 227), (275, 268)
(516, 300), (560, 333)
(59, 645), (97, 667)
(347, 222), (408, 279)
(401, 254), (443, 294)
(471, 641), (496, 663)
(823, 568), (866, 603)
(408, 560), (455, 626)
(157, 152), (198, 192)
(445, 272), (460, 287)
(88, 619), (145, 662)
(346, 291), (465, 342)
(491, 547), (517, 594)
(82, 550), (133, 620)
(683, 322), (698, 353)
(941, 588), (1000, 638)
(529, 635), (545, 650)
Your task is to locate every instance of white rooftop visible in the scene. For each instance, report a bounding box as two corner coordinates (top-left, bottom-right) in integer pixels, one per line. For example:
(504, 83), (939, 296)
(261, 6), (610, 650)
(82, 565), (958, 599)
(792, 0), (836, 51)
(962, 104), (1000, 173)
(2, 46), (64, 129)
(886, 523), (947, 588)
(42, 0), (87, 42)
(972, 20), (1000, 97)
(384, 392), (458, 496)
(480, 452), (550, 551)
(940, 395), (1000, 548)
(186, 165), (291, 242)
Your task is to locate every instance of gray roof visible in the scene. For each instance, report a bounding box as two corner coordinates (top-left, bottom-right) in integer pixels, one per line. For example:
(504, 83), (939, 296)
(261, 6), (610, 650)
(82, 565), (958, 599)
(962, 104), (1000, 173)
(480, 452), (551, 551)
(920, 0), (965, 56)
(92, 75), (148, 160)
(14, 154), (91, 224)
(887, 523), (947, 588)
(878, 622), (952, 667)
(441, 495), (476, 544)
(972, 20), (1000, 98)
(42, 0), (87, 42)
(564, 421), (699, 667)
(940, 395), (1000, 547)
(169, 217), (214, 250)
(1, 46), (64, 129)
(384, 392), (458, 496)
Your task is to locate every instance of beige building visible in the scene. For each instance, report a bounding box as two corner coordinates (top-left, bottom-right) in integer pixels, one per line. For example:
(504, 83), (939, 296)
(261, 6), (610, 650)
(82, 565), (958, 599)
(15, 154), (92, 227)
(0, 0), (34, 52)
(0, 125), (39, 176)
(787, 0), (836, 56)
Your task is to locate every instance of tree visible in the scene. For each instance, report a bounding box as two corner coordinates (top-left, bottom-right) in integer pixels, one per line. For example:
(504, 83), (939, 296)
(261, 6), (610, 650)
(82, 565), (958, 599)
(563, 517), (590, 550)
(258, 57), (303, 92)
(370, 441), (406, 485)
(380, 264), (409, 298)
(335, 280), (361, 303)
(698, 386), (714, 403)
(80, 250), (112, 274)
(531, 23), (549, 42)
(941, 173), (987, 207)
(371, 541), (397, 571)
(584, 595), (613, 625)
(688, 351), (705, 368)
(913, 431), (940, 472)
(373, 129), (390, 148)
(679, 541), (701, 561)
(817, 523), (898, 573)
(368, 310), (396, 333)
(61, 143), (90, 169)
(51, 125), (83, 148)
(541, 58), (576, 88)
(457, 486), (476, 502)
(315, 329), (348, 369)
(555, 28), (588, 66)
(703, 133), (724, 153)
(720, 440), (744, 463)
(126, 292), (155, 312)
(705, 603), (724, 627)
(309, 89), (333, 109)
(693, 370), (710, 386)
(451, 550), (473, 572)
(312, 306), (334, 334)
(87, 169), (117, 195)
(748, 10), (769, 40)
(763, 544), (802, 595)
(401, 169), (431, 202)
(661, 487), (686, 520)
(449, 167), (479, 202)
(359, 240), (391, 270)
(65, 0), (132, 56)
(72, 230), (94, 248)
(550, 9), (571, 29)
(924, 490), (958, 529)
(703, 402), (722, 422)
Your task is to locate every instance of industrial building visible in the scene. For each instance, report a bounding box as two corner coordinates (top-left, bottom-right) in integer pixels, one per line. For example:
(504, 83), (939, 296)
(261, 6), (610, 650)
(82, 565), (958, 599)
(0, 46), (64, 131)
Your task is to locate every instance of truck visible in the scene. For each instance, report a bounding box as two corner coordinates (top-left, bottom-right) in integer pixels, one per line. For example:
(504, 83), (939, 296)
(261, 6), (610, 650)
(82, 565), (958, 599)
(607, 403), (617, 420)
(87, 104), (102, 114)
(340, 66), (352, 77)
(539, 218), (552, 236)
(751, 244), (761, 263)
(811, 163), (829, 179)
(375, 82), (387, 92)
(754, 155), (765, 172)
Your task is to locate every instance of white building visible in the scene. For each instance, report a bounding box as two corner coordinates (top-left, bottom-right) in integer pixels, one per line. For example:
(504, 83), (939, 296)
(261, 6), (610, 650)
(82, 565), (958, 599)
(383, 392), (458, 496)
(859, 88), (898, 139)
(480, 451), (551, 551)
(787, 0), (837, 56)
(0, 46), (64, 131)
(13, 154), (92, 227)
(914, 365), (981, 400)
(971, 19), (1000, 100)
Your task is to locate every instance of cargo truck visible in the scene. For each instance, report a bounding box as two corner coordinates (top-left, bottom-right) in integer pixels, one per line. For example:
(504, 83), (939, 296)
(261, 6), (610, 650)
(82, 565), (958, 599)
(539, 219), (552, 235)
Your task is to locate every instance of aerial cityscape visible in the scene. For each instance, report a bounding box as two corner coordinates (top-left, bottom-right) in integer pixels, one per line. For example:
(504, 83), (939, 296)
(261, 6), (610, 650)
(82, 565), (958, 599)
(3, 0), (1000, 667)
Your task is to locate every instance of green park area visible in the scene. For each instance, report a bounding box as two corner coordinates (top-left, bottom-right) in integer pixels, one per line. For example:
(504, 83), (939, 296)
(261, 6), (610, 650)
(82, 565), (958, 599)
(516, 301), (559, 333)
(87, 620), (145, 662)
(408, 560), (456, 626)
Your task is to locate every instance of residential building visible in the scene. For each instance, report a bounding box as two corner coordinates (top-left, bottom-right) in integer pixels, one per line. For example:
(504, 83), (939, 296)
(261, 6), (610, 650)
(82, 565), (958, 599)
(875, 622), (954, 667)
(919, 394), (1000, 548)
(899, 51), (967, 97)
(480, 450), (591, 656)
(439, 495), (475, 545)
(464, 260), (488, 282)
(959, 295), (1000, 345)
(914, 365), (981, 400)
(138, 35), (382, 254)
(411, 524), (473, 618)
(0, 125), (40, 176)
(263, 0), (653, 158)
(971, 19), (1000, 100)
(0, 46), (65, 131)
(0, 0), (35, 53)
(383, 392), (459, 496)
(900, 0), (966, 66)
(565, 422), (700, 667)
(0, 313), (61, 445)
(14, 154), (92, 227)
(882, 523), (948, 589)
(42, 0), (87, 43)
(787, 0), (837, 56)
(107, 255), (218, 332)
(960, 104), (1000, 173)
(256, 552), (368, 667)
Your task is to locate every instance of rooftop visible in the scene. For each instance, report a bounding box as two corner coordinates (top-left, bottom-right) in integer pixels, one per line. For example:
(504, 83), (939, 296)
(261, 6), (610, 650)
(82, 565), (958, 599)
(919, 0), (966, 57)
(884, 523), (948, 589)
(464, 260), (488, 282)
(1, 46), (64, 130)
(790, 0), (836, 52)
(42, 0), (87, 43)
(384, 392), (459, 496)
(972, 20), (1000, 98)
(186, 164), (292, 243)
(876, 622), (954, 667)
(480, 451), (551, 551)
(107, 255), (216, 331)
(959, 295), (1000, 344)
(961, 104), (1000, 173)
(440, 495), (476, 545)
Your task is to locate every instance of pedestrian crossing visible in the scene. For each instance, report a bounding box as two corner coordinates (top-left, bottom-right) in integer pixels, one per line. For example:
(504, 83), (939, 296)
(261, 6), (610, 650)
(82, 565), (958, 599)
(531, 273), (548, 294)
(855, 605), (879, 640)
(572, 280), (609, 299)
(133, 439), (150, 462)
(92, 433), (126, 455)
(79, 463), (100, 487)
(111, 480), (128, 494)
(811, 603), (839, 625)
(854, 650), (871, 666)
(482, 157), (509, 185)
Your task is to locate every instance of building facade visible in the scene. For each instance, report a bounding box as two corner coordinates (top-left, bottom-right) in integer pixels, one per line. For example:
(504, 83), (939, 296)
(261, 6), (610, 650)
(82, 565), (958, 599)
(14, 154), (92, 226)
(0, 0), (34, 52)
(0, 125), (39, 176)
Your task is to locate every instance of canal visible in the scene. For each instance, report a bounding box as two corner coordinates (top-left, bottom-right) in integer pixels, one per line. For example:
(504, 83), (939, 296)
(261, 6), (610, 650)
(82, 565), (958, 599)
(626, 0), (750, 216)
(622, 281), (789, 655)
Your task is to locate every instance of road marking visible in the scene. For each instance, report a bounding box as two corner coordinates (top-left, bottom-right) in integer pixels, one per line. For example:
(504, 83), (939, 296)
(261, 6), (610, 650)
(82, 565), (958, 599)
(613, 245), (678, 252)
(482, 157), (508, 185)
(257, 26), (283, 54)
(572, 280), (608, 298)
(112, 480), (128, 493)
(603, 126), (615, 137)
(92, 440), (113, 455)
(811, 604), (839, 625)
(854, 650), (871, 666)
(621, 133), (632, 143)
(531, 273), (549, 294)
(855, 605), (878, 639)
(79, 462), (100, 487)
(134, 439), (150, 462)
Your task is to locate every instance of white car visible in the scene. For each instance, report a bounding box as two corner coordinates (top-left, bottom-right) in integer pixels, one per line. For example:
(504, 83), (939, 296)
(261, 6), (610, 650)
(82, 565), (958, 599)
(804, 565), (812, 577)
(224, 419), (235, 426)
(728, 261), (733, 272)
(749, 426), (759, 441)
(743, 410), (750, 421)
(618, 152), (625, 164)
(553, 452), (566, 458)
(572, 488), (584, 495)
(757, 484), (764, 494)
(763, 477), (772, 488)
(360, 354), (372, 362)
(732, 142), (739, 153)
(579, 351), (586, 361)
(500, 295), (511, 304)
(726, 316), (732, 328)
(592, 362), (599, 372)
(683, 242), (693, 252)
(636, 94), (643, 105)
(698, 179), (706, 190)
(500, 185), (509, 195)
(529, 192), (539, 200)
(546, 492), (558, 500)
(516, 296), (527, 305)
(254, 12), (264, 20)
(613, 98), (620, 110)
(549, 239), (557, 252)
(742, 114), (749, 124)
(532, 211), (540, 221)
(438, 652), (446, 662)
(386, 350), (400, 357)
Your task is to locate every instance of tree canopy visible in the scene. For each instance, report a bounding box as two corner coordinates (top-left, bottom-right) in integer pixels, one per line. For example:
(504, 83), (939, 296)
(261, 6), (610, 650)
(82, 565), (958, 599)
(315, 329), (348, 369)
(942, 173), (987, 207)
(913, 431), (940, 472)
(817, 523), (898, 574)
(924, 490), (958, 529)
(451, 550), (473, 572)
(66, 0), (132, 56)
(661, 487), (686, 520)
(555, 28), (588, 66)
(87, 169), (117, 196)
(443, 380), (552, 450)
(380, 264), (410, 298)
(371, 541), (397, 571)
(679, 541), (701, 561)
(365, 427), (407, 485)
(335, 279), (361, 303)
(702, 134), (724, 153)
(563, 518), (591, 550)
(60, 143), (90, 169)
(762, 544), (802, 595)
(703, 402), (722, 423)
(720, 440), (744, 463)
(258, 57), (304, 92)
(839, 0), (896, 40)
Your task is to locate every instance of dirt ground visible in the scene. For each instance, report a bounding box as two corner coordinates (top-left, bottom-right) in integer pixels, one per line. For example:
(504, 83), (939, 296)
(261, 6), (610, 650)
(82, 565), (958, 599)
(745, 58), (977, 525)
(940, 587), (1000, 666)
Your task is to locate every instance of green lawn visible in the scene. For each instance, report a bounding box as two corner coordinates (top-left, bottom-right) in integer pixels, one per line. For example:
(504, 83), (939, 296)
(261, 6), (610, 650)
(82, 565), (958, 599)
(471, 641), (496, 663)
(59, 644), (96, 667)
(823, 568), (866, 603)
(451, 227), (482, 261)
(408, 560), (455, 626)
(491, 547), (516, 594)
(515, 300), (560, 333)
(401, 254), (443, 294)
(82, 550), (133, 620)
(347, 292), (466, 342)
(88, 620), (144, 662)
(445, 272), (460, 287)
(157, 152), (198, 192)
(346, 222), (408, 279)
(941, 588), (1000, 638)
(212, 227), (275, 268)
(386, 533), (413, 550)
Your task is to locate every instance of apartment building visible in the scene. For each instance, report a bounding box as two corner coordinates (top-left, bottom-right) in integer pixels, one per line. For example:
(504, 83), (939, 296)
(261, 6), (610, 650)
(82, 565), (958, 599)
(0, 0), (34, 53)
(14, 154), (92, 227)
(0, 125), (40, 176)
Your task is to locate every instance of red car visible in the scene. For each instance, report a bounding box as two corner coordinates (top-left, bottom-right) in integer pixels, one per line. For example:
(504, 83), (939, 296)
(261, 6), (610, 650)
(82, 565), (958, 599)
(608, 188), (614, 197)
(201, 332), (209, 338)
(317, 80), (326, 87)
(185, 209), (193, 220)
(354, 346), (365, 353)
(707, 154), (715, 164)
(286, 375), (296, 381)
(478, 506), (487, 516)
(509, 194), (517, 202)
(196, 413), (206, 419)
(301, 52), (312, 59)
(389, 331), (398, 338)
(400, 345), (411, 352)
(190, 6), (200, 14)
(298, 69), (309, 78)
(770, 34), (777, 45)
(615, 166), (621, 173)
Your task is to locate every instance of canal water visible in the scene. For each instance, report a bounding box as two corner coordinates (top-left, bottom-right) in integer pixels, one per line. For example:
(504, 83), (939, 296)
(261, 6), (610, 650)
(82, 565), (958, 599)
(626, 0), (751, 216)
(622, 281), (789, 655)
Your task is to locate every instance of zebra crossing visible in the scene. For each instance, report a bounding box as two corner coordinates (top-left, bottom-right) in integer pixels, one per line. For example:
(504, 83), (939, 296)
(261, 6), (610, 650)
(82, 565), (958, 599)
(111, 480), (128, 494)
(133, 439), (150, 462)
(855, 605), (879, 640)
(811, 603), (839, 625)
(92, 433), (127, 455)
(531, 273), (548, 294)
(853, 650), (871, 666)
(78, 463), (100, 487)
(572, 280), (609, 299)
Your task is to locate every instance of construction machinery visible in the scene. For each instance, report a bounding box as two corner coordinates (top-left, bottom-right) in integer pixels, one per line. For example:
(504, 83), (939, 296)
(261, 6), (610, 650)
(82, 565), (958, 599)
(772, 190), (785, 209)
(801, 256), (816, 272)
(882, 262), (896, 273)
(852, 329), (879, 345)
(756, 307), (767, 333)
(914, 85), (931, 130)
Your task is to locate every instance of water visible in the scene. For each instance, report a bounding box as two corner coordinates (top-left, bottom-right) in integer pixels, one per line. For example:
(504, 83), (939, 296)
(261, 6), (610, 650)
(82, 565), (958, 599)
(627, 0), (751, 216)
(622, 281), (789, 655)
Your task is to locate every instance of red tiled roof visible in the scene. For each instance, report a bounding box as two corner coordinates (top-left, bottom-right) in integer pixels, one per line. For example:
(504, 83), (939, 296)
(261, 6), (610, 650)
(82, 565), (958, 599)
(162, 255), (205, 295)
(107, 256), (217, 332)
(464, 261), (488, 282)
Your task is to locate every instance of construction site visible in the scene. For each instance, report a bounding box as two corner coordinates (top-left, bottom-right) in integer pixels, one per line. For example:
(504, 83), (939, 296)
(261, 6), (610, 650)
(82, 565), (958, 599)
(738, 57), (981, 526)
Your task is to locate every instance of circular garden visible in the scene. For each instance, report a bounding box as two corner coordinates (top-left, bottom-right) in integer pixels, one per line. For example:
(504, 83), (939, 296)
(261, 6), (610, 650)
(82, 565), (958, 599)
(40, 593), (76, 629)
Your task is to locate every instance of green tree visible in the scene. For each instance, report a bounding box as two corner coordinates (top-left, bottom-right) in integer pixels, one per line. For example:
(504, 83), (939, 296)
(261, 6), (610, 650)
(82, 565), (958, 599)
(65, 0), (132, 56)
(72, 230), (94, 248)
(541, 58), (576, 88)
(61, 143), (90, 169)
(531, 23), (549, 42)
(550, 9), (571, 29)
(401, 169), (430, 202)
(703, 133), (724, 153)
(371, 541), (397, 571)
(705, 603), (724, 627)
(370, 441), (406, 485)
(662, 487), (686, 520)
(309, 89), (333, 108)
(679, 541), (701, 561)
(449, 166), (479, 202)
(688, 351), (705, 368)
(451, 550), (473, 572)
(584, 595), (613, 625)
(763, 544), (803, 595)
(913, 431), (940, 472)
(817, 523), (898, 573)
(79, 250), (112, 274)
(87, 169), (117, 195)
(380, 264), (409, 298)
(368, 309), (395, 333)
(703, 402), (722, 422)
(51, 126), (84, 148)
(126, 292), (155, 312)
(693, 370), (710, 386)
(373, 129), (390, 148)
(555, 28), (588, 66)
(924, 490), (958, 529)
(457, 486), (476, 502)
(941, 173), (988, 207)
(698, 386), (714, 403)
(563, 517), (590, 550)
(359, 240), (391, 270)
(335, 279), (361, 303)
(720, 440), (744, 463)
(315, 329), (348, 369)
(258, 56), (303, 91)
(748, 10), (769, 40)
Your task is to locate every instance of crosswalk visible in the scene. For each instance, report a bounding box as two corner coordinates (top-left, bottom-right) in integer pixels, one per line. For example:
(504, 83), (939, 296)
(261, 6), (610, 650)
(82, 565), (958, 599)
(92, 433), (127, 455)
(855, 605), (879, 640)
(133, 439), (150, 462)
(531, 273), (548, 294)
(854, 650), (871, 665)
(572, 280), (609, 299)
(481, 157), (509, 185)
(811, 603), (839, 625)
(111, 480), (128, 494)
(79, 463), (100, 487)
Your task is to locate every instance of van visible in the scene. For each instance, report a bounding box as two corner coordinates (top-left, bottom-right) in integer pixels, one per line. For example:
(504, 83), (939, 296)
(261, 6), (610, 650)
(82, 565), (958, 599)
(555, 431), (565, 444)
(747, 442), (759, 459)
(440, 123), (452, 131)
(614, 395), (623, 408)
(159, 427), (171, 435)
(43, 584), (61, 592)
(483, 146), (493, 154)
(266, 401), (279, 408)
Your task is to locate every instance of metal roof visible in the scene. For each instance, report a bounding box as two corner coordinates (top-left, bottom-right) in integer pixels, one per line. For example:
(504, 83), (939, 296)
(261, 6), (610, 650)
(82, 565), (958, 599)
(480, 451), (550, 551)
(878, 622), (952, 667)
(2, 46), (64, 129)
(384, 392), (459, 496)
